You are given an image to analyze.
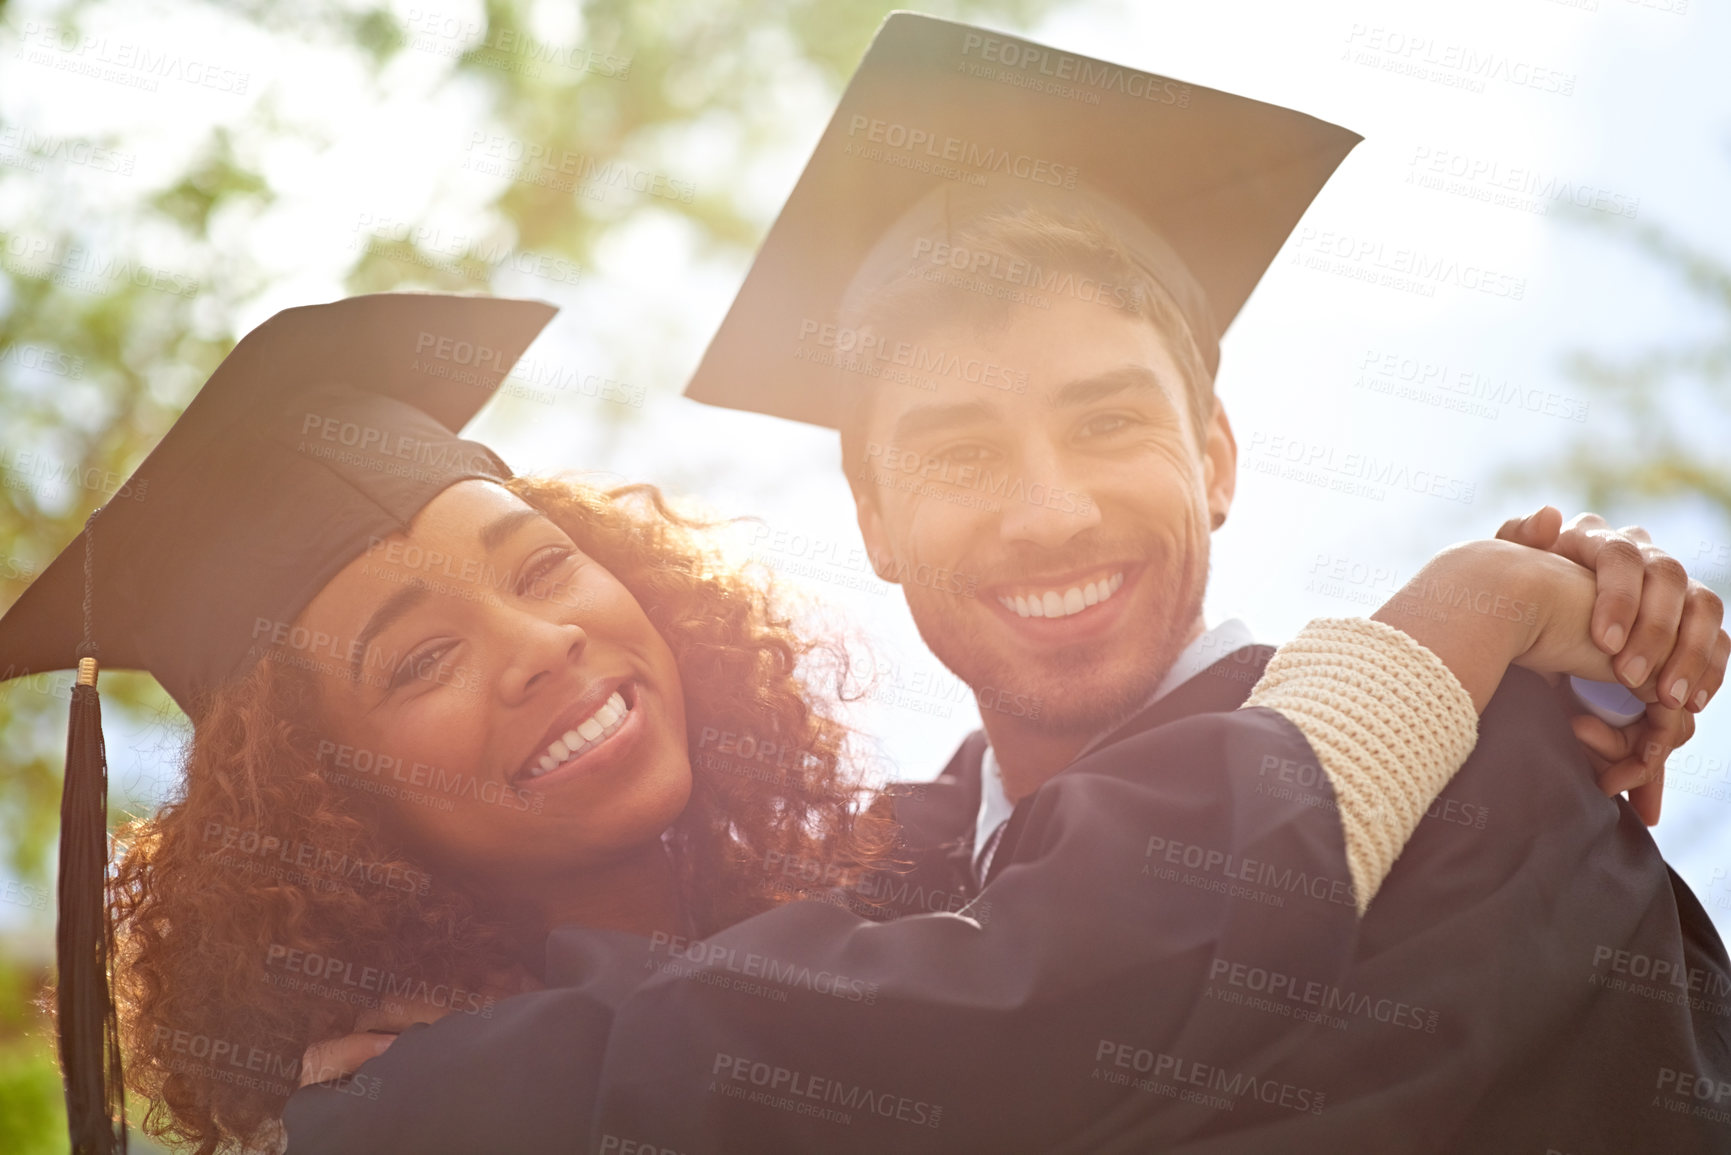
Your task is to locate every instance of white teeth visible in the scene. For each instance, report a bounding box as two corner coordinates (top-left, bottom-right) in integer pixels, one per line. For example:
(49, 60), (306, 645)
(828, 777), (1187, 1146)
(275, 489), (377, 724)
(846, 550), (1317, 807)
(527, 690), (632, 777)
(995, 571), (1126, 621)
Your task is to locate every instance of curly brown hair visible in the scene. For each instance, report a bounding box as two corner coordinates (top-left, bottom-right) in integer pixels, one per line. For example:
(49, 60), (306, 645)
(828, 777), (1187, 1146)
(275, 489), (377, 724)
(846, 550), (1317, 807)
(109, 474), (890, 1153)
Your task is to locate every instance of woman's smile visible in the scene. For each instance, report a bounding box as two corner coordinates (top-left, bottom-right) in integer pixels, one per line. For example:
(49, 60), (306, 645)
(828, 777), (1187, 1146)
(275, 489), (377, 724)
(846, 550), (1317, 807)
(516, 678), (646, 787)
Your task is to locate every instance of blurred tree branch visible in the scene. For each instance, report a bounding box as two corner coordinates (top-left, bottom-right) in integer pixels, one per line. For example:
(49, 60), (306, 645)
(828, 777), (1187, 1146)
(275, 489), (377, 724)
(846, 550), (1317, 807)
(1500, 200), (1731, 535)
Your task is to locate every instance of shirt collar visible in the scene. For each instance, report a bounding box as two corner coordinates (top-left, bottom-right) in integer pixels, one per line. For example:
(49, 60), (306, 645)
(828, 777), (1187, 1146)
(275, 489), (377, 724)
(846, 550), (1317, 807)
(973, 618), (1256, 878)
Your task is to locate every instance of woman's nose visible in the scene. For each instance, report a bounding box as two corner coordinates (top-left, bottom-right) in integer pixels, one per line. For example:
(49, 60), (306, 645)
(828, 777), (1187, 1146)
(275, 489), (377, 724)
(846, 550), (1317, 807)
(498, 616), (589, 701)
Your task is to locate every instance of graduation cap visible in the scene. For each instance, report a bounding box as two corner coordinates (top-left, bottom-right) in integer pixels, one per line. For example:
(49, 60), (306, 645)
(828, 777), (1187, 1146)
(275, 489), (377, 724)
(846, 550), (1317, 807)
(682, 11), (1362, 428)
(0, 292), (556, 1152)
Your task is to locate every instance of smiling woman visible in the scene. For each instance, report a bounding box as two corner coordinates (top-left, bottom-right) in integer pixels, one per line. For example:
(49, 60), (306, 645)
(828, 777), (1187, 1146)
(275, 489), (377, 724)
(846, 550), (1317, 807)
(108, 470), (887, 1153)
(0, 293), (893, 1155)
(293, 479), (696, 905)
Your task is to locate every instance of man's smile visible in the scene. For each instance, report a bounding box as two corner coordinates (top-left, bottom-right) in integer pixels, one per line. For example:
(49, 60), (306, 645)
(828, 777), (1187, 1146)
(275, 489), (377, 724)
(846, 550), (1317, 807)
(994, 565), (1126, 619)
(985, 563), (1145, 643)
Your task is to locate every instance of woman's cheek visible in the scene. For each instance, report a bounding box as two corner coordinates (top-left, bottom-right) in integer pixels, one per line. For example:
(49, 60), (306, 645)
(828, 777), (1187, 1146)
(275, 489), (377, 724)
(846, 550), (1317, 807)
(386, 700), (481, 779)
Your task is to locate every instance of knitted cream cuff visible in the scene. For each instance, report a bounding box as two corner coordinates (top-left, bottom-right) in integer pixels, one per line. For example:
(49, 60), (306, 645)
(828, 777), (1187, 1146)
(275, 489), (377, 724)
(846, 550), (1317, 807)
(1243, 617), (1479, 915)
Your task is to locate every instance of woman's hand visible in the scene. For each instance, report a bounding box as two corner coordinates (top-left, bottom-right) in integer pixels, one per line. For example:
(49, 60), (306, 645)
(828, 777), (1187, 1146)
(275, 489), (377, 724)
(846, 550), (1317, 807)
(1495, 507), (1728, 823)
(1495, 507), (1726, 709)
(1371, 538), (1585, 714)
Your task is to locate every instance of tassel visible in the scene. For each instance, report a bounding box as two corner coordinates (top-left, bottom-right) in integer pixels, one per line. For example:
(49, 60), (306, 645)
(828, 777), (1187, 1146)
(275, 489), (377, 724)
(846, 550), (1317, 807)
(58, 655), (126, 1153)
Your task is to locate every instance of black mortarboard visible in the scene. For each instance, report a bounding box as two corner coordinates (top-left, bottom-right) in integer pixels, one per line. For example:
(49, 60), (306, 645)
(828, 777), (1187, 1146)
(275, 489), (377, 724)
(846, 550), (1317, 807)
(682, 11), (1362, 428)
(0, 292), (556, 1152)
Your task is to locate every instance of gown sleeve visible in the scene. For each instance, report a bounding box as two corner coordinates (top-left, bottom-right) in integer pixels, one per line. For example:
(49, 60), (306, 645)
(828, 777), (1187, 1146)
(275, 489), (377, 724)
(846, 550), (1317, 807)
(1132, 668), (1731, 1155)
(283, 619), (1482, 1154)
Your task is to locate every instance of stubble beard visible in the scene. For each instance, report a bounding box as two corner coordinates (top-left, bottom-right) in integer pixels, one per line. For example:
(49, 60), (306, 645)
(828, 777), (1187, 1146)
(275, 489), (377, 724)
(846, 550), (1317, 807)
(903, 545), (1211, 740)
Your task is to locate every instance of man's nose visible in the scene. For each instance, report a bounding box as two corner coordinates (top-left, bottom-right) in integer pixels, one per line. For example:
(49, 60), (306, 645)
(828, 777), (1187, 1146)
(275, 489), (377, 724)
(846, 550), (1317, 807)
(997, 448), (1101, 550)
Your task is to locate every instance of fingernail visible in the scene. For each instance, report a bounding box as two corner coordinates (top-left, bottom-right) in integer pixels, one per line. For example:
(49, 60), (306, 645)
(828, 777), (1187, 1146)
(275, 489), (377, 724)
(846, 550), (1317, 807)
(1693, 689), (1709, 711)
(1669, 678), (1689, 707)
(1604, 623), (1625, 653)
(1623, 655), (1647, 686)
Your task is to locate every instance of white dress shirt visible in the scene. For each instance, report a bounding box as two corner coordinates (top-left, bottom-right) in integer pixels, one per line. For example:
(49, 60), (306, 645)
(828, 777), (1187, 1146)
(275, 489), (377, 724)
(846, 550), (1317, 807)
(972, 618), (1257, 883)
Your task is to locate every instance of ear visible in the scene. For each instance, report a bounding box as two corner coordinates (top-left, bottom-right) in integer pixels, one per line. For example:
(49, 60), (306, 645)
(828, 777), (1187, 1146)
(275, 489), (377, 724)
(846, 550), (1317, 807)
(852, 485), (903, 586)
(1202, 398), (1237, 531)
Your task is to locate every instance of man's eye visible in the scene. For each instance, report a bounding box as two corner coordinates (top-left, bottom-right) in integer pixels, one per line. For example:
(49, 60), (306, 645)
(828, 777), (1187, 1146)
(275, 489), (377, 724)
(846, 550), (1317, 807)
(389, 642), (455, 691)
(1079, 414), (1133, 439)
(516, 547), (576, 598)
(936, 444), (994, 467)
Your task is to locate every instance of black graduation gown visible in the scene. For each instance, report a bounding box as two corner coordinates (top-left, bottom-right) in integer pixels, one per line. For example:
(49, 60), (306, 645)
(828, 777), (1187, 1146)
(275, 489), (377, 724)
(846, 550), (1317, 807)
(855, 644), (1280, 924)
(1147, 667), (1731, 1155)
(879, 651), (1731, 1153)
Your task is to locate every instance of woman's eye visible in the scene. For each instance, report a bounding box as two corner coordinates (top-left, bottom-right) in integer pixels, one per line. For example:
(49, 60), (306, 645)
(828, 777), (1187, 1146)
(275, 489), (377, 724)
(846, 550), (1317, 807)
(388, 642), (455, 691)
(516, 547), (576, 598)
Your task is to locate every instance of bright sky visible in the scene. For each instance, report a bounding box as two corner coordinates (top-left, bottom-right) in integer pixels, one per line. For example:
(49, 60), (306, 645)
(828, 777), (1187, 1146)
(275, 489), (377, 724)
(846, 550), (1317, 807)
(2, 0), (1728, 941)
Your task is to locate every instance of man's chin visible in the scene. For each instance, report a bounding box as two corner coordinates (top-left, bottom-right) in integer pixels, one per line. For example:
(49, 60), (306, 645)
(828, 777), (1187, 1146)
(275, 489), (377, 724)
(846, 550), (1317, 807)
(972, 650), (1168, 735)
(903, 557), (1207, 739)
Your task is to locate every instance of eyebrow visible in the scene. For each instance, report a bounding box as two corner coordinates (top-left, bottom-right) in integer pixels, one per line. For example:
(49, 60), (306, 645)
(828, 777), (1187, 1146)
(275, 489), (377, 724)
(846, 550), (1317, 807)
(350, 585), (431, 684)
(889, 364), (1178, 444)
(478, 507), (549, 553)
(891, 399), (999, 444)
(1046, 363), (1173, 410)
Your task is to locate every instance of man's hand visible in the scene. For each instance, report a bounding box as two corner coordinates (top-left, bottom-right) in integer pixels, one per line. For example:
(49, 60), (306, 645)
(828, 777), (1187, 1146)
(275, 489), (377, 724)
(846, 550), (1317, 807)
(1496, 507), (1729, 824)
(297, 1000), (447, 1088)
(297, 969), (536, 1094)
(296, 964), (542, 1088)
(300, 1031), (397, 1089)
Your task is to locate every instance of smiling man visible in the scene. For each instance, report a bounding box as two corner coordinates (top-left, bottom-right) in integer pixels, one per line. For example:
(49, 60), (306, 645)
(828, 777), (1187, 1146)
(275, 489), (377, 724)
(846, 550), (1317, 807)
(803, 192), (1731, 1152)
(841, 226), (1230, 822)
(671, 13), (1731, 1150)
